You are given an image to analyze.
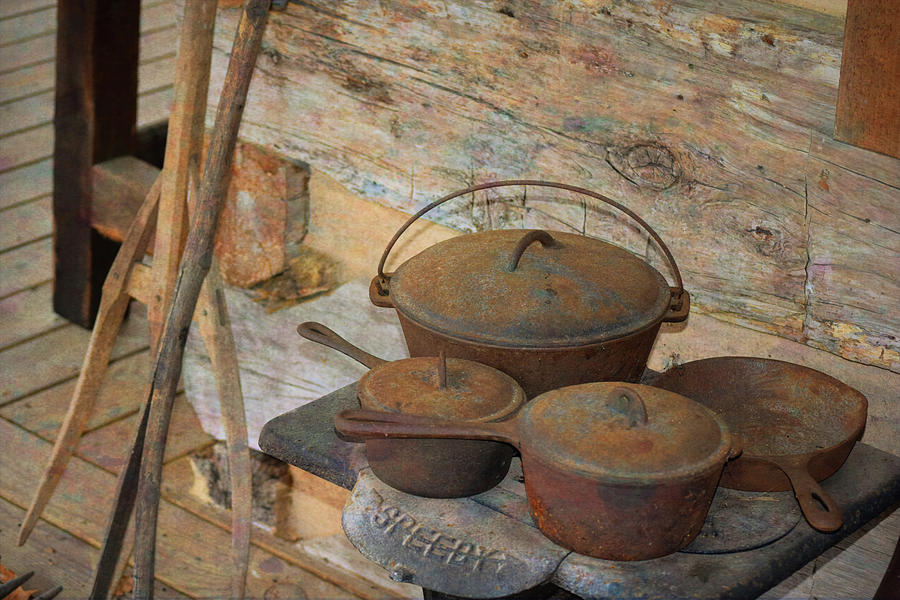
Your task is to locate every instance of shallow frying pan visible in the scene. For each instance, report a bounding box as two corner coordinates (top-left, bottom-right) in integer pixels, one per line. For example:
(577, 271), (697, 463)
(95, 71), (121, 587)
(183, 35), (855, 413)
(650, 357), (867, 532)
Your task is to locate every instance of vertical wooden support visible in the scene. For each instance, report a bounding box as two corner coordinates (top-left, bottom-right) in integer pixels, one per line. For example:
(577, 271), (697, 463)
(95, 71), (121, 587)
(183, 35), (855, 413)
(53, 0), (140, 327)
(834, 0), (900, 159)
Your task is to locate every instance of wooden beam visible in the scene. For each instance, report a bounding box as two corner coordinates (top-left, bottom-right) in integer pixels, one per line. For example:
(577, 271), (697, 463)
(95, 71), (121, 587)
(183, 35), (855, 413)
(835, 0), (900, 158)
(52, 0), (140, 327)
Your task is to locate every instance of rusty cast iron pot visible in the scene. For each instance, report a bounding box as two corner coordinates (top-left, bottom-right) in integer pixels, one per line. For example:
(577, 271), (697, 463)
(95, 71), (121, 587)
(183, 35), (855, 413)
(649, 357), (868, 532)
(369, 180), (690, 397)
(297, 322), (526, 498)
(336, 382), (738, 560)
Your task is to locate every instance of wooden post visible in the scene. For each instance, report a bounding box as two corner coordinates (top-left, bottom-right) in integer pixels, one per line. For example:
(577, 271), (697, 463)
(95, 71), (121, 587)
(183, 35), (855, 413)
(52, 0), (140, 327)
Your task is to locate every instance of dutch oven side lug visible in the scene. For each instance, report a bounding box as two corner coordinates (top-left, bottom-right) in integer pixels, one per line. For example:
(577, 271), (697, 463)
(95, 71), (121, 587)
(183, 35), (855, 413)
(369, 274), (394, 308)
(664, 288), (691, 322)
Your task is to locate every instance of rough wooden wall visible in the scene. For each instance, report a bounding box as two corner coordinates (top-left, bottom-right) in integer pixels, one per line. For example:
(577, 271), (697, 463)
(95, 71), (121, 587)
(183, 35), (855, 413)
(201, 0), (899, 373)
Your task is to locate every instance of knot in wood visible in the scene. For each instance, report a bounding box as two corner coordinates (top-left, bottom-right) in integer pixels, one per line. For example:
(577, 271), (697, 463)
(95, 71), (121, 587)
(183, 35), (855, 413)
(607, 144), (682, 190)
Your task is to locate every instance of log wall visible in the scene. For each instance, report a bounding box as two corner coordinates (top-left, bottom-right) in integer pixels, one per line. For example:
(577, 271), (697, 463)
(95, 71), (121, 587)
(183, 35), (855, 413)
(202, 0), (899, 373)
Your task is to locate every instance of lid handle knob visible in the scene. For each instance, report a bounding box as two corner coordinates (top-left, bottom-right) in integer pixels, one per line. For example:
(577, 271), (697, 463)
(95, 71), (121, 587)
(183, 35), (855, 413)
(507, 230), (557, 272)
(606, 386), (648, 428)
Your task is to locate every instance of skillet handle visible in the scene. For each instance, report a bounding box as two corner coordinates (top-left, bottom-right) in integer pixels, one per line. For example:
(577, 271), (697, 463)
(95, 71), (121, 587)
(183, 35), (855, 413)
(774, 456), (843, 532)
(297, 322), (386, 369)
(335, 409), (521, 450)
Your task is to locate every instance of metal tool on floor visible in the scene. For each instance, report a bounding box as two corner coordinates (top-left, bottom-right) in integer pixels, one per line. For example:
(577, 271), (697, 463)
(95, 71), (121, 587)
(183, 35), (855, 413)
(15, 0), (264, 598)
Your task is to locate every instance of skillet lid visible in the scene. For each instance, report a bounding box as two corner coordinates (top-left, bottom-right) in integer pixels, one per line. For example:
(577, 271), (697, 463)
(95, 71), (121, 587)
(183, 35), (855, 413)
(358, 354), (526, 423)
(520, 382), (731, 480)
(388, 229), (672, 348)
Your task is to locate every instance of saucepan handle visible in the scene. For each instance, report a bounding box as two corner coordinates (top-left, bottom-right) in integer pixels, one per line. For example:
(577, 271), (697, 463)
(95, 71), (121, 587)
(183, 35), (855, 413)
(771, 456), (843, 532)
(334, 409), (521, 450)
(371, 180), (687, 319)
(297, 322), (387, 369)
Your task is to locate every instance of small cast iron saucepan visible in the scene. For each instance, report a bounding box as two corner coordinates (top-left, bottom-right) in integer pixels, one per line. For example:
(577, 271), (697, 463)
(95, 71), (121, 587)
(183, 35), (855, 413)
(336, 382), (739, 560)
(297, 322), (526, 497)
(649, 357), (868, 532)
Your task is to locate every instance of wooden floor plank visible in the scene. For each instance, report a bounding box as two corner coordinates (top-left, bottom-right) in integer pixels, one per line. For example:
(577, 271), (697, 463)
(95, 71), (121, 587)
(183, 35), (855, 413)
(1, 349), (152, 437)
(0, 495), (100, 596)
(0, 60), (52, 104)
(0, 281), (65, 349)
(0, 158), (52, 208)
(141, 25), (178, 63)
(162, 457), (423, 600)
(0, 236), (51, 298)
(0, 90), (53, 136)
(140, 54), (176, 94)
(0, 0), (54, 21)
(139, 86), (174, 128)
(0, 194), (52, 250)
(78, 393), (212, 473)
(0, 32), (54, 73)
(0, 417), (359, 599)
(141, 0), (175, 32)
(0, 5), (54, 46)
(0, 123), (52, 173)
(0, 304), (149, 406)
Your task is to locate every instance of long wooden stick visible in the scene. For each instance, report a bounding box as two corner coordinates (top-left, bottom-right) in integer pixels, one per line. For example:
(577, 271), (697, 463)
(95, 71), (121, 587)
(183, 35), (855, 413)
(17, 175), (161, 547)
(132, 2), (270, 597)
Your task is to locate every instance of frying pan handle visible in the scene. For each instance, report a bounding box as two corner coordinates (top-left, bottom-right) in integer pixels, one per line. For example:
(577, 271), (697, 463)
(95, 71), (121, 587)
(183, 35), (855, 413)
(774, 457), (843, 532)
(334, 409), (521, 450)
(297, 322), (387, 369)
(373, 180), (686, 315)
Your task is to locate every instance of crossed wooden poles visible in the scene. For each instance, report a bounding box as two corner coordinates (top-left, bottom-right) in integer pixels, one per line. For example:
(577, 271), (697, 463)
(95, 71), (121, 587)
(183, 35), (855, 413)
(16, 0), (272, 597)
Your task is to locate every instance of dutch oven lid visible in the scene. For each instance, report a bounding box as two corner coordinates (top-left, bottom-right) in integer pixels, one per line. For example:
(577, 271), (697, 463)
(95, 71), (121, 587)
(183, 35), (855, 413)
(388, 229), (672, 348)
(358, 355), (526, 422)
(520, 382), (731, 480)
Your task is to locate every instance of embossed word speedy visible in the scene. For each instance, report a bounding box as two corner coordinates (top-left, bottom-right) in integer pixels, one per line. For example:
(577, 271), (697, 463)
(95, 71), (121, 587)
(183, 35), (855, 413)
(370, 491), (519, 574)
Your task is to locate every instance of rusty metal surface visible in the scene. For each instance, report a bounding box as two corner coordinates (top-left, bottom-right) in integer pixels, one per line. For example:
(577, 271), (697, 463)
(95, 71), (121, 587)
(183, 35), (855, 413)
(343, 467), (570, 598)
(359, 355), (525, 421)
(388, 229), (672, 348)
(680, 487), (801, 554)
(399, 313), (662, 397)
(260, 385), (900, 599)
(298, 322), (525, 498)
(520, 383), (730, 479)
(335, 382), (734, 560)
(555, 444), (900, 599)
(649, 357), (868, 532)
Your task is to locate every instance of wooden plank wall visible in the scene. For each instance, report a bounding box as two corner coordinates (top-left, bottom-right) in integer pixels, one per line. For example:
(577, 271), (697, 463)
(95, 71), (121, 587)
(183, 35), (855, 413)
(200, 0), (899, 374)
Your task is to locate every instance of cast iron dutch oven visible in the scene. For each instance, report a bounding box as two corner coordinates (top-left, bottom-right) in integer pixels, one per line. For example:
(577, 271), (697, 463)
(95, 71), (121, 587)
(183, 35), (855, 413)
(335, 382), (739, 560)
(297, 322), (526, 497)
(649, 357), (868, 532)
(369, 180), (690, 397)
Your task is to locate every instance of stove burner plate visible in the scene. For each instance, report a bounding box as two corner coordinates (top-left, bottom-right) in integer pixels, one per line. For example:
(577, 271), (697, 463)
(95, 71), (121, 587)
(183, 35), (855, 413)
(681, 487), (801, 554)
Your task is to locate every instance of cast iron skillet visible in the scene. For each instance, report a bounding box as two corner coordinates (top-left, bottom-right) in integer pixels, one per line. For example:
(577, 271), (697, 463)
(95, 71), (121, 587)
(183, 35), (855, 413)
(649, 357), (867, 532)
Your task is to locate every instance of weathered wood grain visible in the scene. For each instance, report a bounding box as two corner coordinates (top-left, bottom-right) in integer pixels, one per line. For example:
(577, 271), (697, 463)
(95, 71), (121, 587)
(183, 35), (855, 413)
(0, 32), (53, 72)
(0, 123), (52, 172)
(0, 159), (52, 207)
(138, 86), (174, 127)
(805, 157), (900, 371)
(202, 0), (900, 371)
(0, 281), (66, 349)
(0, 195), (51, 250)
(0, 305), (148, 406)
(0, 236), (51, 298)
(0, 0), (55, 20)
(0, 417), (360, 599)
(161, 457), (423, 599)
(0, 60), (53, 103)
(78, 393), (213, 473)
(834, 0), (900, 159)
(0, 6), (54, 46)
(0, 90), (52, 136)
(0, 350), (154, 438)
